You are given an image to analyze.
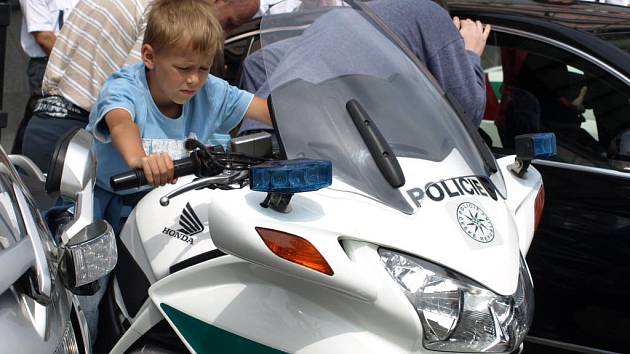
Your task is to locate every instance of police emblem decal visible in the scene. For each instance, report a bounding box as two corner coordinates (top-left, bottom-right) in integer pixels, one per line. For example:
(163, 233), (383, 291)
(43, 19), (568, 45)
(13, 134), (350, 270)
(456, 202), (495, 243)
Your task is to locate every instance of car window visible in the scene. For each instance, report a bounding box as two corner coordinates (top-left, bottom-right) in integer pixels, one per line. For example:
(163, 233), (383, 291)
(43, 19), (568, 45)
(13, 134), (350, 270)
(480, 31), (630, 170)
(596, 31), (630, 56)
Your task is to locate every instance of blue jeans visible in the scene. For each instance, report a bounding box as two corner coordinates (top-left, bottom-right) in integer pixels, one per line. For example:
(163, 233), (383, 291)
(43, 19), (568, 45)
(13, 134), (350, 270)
(44, 198), (110, 344)
(22, 96), (89, 174)
(78, 276), (108, 344)
(27, 57), (47, 95)
(77, 187), (135, 343)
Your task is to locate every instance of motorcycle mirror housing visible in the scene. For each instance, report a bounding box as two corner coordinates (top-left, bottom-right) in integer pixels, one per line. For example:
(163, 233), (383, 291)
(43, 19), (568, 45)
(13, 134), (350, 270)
(45, 128), (96, 199)
(59, 220), (117, 295)
(231, 131), (273, 158)
(608, 128), (630, 172)
(509, 133), (556, 178)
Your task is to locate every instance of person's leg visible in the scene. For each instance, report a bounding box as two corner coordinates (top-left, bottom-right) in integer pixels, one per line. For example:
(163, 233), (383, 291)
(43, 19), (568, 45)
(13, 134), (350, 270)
(77, 186), (114, 344)
(11, 94), (42, 154)
(22, 115), (88, 173)
(26, 57), (48, 95)
(104, 192), (125, 236)
(77, 276), (109, 345)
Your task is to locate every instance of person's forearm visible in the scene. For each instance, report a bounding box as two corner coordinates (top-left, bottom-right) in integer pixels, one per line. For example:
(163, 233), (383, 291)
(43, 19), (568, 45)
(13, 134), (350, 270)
(247, 96), (272, 126)
(109, 121), (147, 169)
(254, 109), (272, 126)
(33, 31), (56, 56)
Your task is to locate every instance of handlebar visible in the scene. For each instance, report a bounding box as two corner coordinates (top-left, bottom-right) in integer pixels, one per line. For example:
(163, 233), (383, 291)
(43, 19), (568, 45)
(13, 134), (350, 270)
(109, 145), (268, 192)
(110, 157), (195, 191)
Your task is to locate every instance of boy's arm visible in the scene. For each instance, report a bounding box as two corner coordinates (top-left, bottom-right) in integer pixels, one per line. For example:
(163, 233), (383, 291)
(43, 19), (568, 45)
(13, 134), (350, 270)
(105, 109), (175, 187)
(245, 96), (272, 126)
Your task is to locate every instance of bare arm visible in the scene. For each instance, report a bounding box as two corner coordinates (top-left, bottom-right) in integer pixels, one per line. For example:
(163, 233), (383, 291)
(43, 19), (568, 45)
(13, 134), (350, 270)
(33, 31), (56, 56)
(105, 109), (175, 186)
(245, 96), (272, 126)
(453, 17), (491, 56)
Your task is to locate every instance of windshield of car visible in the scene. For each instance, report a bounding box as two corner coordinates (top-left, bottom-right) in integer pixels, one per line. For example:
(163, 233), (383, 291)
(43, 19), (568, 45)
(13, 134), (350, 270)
(258, 1), (505, 213)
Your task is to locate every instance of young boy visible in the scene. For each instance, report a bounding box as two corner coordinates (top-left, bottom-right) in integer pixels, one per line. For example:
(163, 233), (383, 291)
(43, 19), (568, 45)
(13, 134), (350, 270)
(88, 0), (270, 195)
(82, 0), (268, 341)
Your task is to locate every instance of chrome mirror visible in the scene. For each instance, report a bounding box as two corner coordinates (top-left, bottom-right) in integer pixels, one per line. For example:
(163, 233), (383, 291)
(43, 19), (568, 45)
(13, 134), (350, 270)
(45, 128), (96, 198)
(46, 128), (97, 244)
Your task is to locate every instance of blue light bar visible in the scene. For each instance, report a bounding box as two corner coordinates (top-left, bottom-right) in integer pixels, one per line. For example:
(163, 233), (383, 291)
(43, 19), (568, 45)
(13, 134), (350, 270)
(250, 159), (332, 193)
(514, 133), (557, 160)
(531, 133), (557, 158)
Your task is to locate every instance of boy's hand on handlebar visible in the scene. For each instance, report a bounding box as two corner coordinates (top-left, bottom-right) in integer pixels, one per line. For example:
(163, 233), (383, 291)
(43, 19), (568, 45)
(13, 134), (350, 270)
(137, 152), (177, 187)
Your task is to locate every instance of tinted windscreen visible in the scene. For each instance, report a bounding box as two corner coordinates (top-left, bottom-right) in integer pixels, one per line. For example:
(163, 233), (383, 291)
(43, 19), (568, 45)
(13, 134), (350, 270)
(258, 4), (503, 213)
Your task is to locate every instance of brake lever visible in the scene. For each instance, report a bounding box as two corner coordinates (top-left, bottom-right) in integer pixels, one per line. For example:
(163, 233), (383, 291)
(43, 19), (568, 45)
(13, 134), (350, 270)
(159, 170), (248, 206)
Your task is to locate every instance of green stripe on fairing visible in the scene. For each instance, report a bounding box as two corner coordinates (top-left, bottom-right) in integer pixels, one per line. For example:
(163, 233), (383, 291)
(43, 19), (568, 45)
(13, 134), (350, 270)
(161, 303), (287, 354)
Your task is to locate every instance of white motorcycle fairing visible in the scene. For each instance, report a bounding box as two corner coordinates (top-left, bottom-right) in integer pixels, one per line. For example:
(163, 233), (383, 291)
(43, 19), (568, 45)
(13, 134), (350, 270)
(112, 154), (542, 354)
(123, 152), (541, 291)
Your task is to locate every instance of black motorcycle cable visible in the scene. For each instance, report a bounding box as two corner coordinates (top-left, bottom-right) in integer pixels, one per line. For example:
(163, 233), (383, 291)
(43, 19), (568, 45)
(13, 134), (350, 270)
(184, 138), (268, 172)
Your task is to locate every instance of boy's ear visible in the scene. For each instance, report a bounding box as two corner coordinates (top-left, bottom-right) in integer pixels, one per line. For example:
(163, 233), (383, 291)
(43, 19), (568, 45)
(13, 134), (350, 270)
(142, 44), (156, 69)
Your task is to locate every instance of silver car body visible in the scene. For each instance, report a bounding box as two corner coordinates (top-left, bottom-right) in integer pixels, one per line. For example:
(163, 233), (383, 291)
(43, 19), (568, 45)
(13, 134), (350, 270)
(0, 146), (90, 354)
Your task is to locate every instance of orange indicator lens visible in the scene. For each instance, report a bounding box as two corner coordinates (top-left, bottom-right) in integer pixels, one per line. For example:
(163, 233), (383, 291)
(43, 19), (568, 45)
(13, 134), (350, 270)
(255, 227), (334, 276)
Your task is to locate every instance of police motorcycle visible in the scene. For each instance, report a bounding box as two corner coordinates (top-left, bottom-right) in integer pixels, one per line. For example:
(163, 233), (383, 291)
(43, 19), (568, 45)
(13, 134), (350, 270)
(101, 2), (555, 353)
(1, 129), (116, 353)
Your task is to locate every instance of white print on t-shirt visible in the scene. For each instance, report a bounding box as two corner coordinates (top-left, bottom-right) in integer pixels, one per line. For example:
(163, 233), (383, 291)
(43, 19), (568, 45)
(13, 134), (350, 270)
(142, 139), (188, 160)
(141, 134), (232, 160)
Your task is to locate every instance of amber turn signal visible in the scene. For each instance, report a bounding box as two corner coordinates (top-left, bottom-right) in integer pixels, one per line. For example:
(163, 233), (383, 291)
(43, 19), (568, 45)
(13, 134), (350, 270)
(255, 227), (334, 276)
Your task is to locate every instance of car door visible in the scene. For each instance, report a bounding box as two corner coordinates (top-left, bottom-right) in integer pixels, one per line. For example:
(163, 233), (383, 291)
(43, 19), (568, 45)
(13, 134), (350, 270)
(473, 22), (630, 354)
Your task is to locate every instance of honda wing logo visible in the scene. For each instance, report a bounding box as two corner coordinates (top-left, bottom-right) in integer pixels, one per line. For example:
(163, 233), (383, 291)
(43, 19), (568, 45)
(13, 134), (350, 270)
(161, 203), (204, 245)
(178, 203), (204, 236)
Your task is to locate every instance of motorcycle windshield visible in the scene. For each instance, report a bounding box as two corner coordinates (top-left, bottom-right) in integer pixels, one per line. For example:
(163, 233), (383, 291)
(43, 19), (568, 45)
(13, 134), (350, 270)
(257, 1), (505, 214)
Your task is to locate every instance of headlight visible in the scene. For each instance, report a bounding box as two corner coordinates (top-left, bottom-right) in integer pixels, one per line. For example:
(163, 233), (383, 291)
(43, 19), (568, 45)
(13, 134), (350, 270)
(379, 249), (533, 352)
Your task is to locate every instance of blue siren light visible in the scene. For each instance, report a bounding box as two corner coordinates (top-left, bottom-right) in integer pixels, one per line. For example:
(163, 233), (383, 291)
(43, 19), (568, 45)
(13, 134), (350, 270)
(515, 132), (557, 160)
(250, 159), (333, 193)
(531, 133), (557, 158)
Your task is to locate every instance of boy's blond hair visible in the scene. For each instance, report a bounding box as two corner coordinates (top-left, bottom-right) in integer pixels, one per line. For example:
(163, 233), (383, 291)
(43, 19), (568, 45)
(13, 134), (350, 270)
(144, 0), (223, 58)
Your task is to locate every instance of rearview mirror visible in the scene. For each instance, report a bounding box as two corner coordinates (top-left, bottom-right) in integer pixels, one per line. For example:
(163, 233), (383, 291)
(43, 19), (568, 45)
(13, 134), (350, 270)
(45, 128), (97, 244)
(231, 131), (273, 157)
(59, 220), (117, 295)
(45, 128), (95, 198)
(608, 128), (630, 172)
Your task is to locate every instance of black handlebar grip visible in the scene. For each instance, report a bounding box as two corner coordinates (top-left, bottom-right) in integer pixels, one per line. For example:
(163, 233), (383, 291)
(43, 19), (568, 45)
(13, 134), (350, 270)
(110, 157), (196, 191)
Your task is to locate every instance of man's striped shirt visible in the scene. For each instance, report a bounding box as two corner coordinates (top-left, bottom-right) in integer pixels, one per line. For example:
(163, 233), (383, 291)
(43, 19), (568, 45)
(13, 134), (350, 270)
(42, 0), (150, 111)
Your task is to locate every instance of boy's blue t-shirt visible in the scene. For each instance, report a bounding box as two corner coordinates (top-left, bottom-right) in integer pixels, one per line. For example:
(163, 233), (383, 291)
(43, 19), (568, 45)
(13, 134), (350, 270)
(86, 62), (254, 193)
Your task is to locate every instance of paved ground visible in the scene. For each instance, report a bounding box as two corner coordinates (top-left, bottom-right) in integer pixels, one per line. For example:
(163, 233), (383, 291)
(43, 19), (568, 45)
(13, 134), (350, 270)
(1, 2), (31, 153)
